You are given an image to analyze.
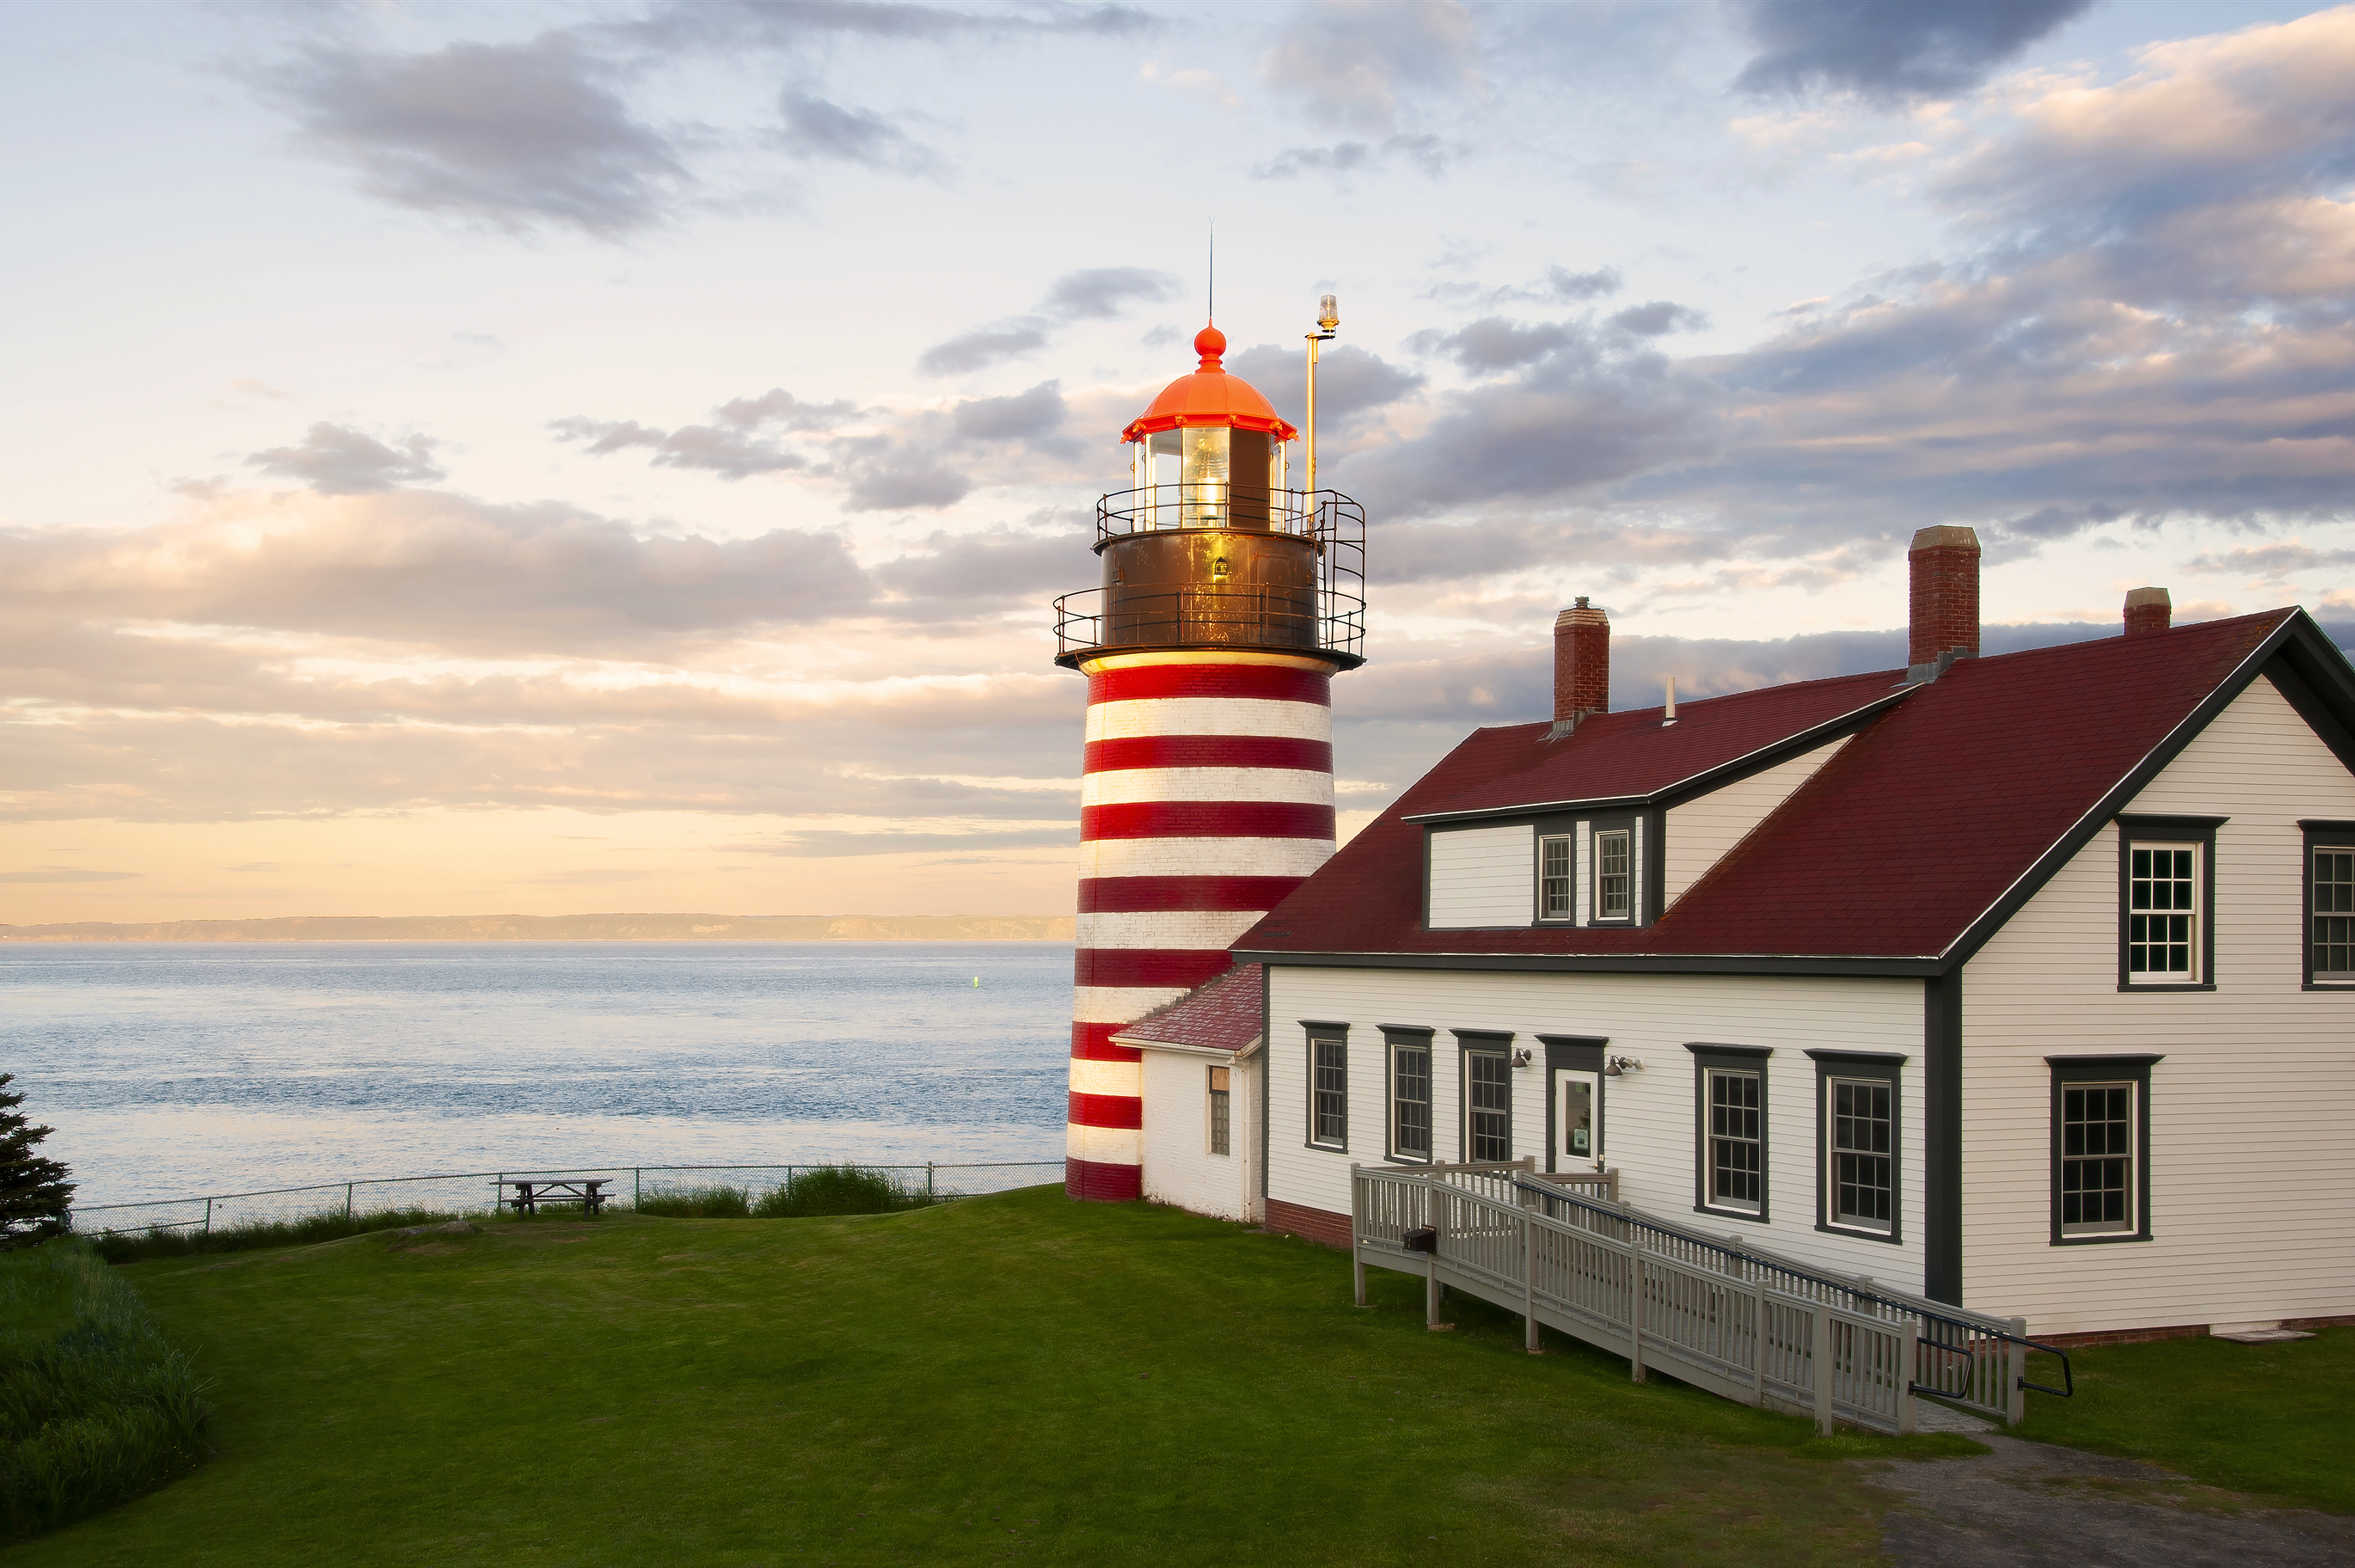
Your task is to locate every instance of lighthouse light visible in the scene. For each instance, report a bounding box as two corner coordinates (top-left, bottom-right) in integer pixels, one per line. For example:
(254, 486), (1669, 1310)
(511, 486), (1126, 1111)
(1318, 293), (1340, 331)
(1180, 426), (1230, 530)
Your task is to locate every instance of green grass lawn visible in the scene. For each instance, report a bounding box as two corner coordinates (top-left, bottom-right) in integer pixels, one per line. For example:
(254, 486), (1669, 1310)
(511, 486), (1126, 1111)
(7, 1189), (1978, 1566)
(2015, 1327), (2353, 1514)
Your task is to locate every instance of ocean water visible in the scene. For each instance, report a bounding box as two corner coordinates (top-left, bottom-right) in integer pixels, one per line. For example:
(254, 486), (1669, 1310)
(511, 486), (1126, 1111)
(0, 942), (1071, 1210)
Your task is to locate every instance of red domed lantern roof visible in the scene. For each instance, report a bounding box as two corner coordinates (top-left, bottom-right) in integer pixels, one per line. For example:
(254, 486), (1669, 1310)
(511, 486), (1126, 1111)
(1120, 324), (1300, 444)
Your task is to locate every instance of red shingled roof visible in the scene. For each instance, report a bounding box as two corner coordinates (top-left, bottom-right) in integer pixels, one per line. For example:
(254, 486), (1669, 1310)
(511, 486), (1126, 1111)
(1112, 963), (1263, 1053)
(1237, 611), (2307, 964)
(1412, 667), (1903, 818)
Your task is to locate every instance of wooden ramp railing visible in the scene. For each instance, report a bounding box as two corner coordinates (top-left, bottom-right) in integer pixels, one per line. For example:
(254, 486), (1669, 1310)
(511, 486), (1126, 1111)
(1352, 1165), (2064, 1435)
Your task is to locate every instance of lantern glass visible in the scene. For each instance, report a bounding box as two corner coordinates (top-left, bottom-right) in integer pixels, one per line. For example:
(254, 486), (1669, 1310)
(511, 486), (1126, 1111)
(1180, 426), (1230, 529)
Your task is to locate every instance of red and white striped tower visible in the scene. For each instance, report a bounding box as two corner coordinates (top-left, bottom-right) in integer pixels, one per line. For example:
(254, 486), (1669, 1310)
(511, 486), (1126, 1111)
(1052, 323), (1367, 1201)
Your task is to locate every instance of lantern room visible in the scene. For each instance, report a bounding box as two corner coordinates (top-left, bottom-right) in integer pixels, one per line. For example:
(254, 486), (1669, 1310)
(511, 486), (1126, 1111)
(1053, 323), (1366, 670)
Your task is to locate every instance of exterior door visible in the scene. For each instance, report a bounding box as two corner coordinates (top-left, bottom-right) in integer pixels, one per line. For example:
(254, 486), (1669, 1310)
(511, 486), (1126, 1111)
(1556, 1069), (1602, 1170)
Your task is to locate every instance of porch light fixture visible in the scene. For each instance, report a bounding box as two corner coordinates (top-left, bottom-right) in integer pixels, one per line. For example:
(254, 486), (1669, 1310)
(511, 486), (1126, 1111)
(1604, 1056), (1644, 1077)
(1512, 1048), (1533, 1068)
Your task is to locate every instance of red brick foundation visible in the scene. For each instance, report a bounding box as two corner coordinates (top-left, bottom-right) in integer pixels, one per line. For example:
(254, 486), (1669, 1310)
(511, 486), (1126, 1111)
(2034, 1313), (2355, 1350)
(1265, 1197), (1352, 1248)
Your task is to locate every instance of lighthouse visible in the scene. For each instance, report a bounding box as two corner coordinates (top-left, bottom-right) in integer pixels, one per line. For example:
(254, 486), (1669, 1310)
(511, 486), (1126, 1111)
(1052, 319), (1367, 1201)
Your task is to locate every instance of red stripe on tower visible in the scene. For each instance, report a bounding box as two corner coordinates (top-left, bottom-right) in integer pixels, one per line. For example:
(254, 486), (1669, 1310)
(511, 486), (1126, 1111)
(1051, 316), (1365, 1203)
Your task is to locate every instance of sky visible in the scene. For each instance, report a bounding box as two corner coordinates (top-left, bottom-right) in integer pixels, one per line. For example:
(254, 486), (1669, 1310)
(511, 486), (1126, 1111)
(3, 0), (2352, 923)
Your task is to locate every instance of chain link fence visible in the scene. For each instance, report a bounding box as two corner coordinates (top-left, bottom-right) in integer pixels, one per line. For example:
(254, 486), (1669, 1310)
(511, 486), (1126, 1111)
(69, 1160), (1064, 1236)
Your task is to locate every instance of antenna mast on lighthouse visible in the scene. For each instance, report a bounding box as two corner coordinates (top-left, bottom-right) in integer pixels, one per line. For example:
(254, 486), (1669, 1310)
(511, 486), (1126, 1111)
(1048, 296), (1369, 1204)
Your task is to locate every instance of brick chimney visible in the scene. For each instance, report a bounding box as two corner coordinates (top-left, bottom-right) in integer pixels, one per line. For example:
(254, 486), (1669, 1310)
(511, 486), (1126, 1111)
(1553, 597), (1609, 732)
(2124, 586), (2171, 637)
(1908, 525), (1981, 671)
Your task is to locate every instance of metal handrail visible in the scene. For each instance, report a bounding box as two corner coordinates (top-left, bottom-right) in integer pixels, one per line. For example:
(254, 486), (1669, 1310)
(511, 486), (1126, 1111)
(1511, 1175), (2072, 1404)
(1094, 485), (1359, 547)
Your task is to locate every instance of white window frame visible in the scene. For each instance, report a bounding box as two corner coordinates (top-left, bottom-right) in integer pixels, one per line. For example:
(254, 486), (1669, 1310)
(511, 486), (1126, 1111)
(1825, 1076), (1895, 1235)
(1537, 834), (1573, 922)
(1308, 1036), (1347, 1150)
(1593, 826), (1633, 923)
(1207, 1063), (1231, 1157)
(1702, 1066), (1764, 1216)
(2124, 839), (2202, 983)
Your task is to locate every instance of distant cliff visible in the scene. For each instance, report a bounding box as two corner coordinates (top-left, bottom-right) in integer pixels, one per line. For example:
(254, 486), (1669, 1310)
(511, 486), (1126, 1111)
(0, 913), (1076, 943)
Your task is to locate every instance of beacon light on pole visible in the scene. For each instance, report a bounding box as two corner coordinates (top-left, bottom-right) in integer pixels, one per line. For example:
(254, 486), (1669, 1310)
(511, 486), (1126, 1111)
(1305, 294), (1339, 496)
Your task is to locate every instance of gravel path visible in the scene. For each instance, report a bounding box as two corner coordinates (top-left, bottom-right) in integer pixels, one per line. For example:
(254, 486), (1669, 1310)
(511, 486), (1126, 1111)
(1868, 1436), (2354, 1566)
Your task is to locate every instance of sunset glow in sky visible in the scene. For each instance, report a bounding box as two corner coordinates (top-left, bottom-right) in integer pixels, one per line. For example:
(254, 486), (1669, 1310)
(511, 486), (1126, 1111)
(4, 0), (2352, 922)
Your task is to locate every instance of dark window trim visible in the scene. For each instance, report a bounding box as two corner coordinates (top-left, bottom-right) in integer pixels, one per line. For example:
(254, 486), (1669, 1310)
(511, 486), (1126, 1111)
(2301, 822), (2355, 989)
(1688, 1043), (1770, 1223)
(1379, 1025), (1436, 1165)
(1812, 1053), (1903, 1245)
(1539, 1034), (1608, 1173)
(2115, 815), (2223, 991)
(1303, 1021), (1350, 1152)
(1534, 829), (1576, 924)
(1452, 1029), (1514, 1162)
(2046, 1054), (2160, 1245)
(1643, 805), (1666, 928)
(1587, 814), (1639, 928)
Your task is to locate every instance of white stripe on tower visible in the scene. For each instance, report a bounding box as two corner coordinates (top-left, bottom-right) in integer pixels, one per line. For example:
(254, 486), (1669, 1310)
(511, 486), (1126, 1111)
(1067, 650), (1336, 1203)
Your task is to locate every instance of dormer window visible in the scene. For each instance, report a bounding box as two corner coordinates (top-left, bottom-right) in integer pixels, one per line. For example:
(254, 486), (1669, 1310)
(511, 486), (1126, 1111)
(1538, 835), (1573, 920)
(1595, 828), (1632, 922)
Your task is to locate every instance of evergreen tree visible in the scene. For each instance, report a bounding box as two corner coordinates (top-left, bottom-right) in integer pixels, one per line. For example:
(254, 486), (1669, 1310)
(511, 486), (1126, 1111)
(0, 1074), (75, 1248)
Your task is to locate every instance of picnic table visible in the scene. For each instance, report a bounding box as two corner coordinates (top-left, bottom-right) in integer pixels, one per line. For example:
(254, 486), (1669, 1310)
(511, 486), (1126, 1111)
(500, 1177), (610, 1216)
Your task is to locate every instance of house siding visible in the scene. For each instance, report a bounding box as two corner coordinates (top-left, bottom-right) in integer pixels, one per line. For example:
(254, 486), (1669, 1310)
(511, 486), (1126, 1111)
(1960, 674), (2355, 1335)
(1662, 738), (1851, 907)
(1139, 1048), (1260, 1222)
(1265, 965), (1927, 1290)
(1426, 824), (1533, 928)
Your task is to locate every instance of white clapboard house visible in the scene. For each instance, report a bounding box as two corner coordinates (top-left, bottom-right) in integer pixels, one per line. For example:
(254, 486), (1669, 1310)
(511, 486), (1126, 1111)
(1128, 529), (2355, 1342)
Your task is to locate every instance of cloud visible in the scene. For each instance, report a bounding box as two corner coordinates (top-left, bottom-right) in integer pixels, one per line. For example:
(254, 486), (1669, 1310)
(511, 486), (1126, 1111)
(950, 382), (1070, 445)
(1607, 300), (1709, 337)
(871, 522), (1081, 605)
(248, 423), (445, 494)
(0, 867), (141, 884)
(1426, 264), (1622, 309)
(916, 266), (1178, 377)
(1254, 133), (1455, 180)
(1041, 267), (1178, 321)
(1, 492), (873, 652)
(551, 388), (860, 480)
(774, 93), (942, 176)
(266, 34), (690, 237)
(2184, 541), (2355, 585)
(1223, 343), (1426, 427)
(1733, 0), (2094, 103)
(1410, 317), (1579, 372)
(1260, 0), (1480, 133)
(622, 1), (1154, 52)
(916, 324), (1051, 377)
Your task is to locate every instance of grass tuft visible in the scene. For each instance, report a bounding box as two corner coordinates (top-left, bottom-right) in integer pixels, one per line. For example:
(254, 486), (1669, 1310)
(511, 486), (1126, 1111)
(0, 1241), (212, 1541)
(631, 1185), (750, 1219)
(82, 1210), (459, 1265)
(751, 1164), (936, 1217)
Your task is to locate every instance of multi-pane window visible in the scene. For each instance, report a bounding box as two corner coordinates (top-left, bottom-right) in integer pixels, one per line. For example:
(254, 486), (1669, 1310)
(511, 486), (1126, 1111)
(1539, 835), (1573, 920)
(1392, 1044), (1432, 1160)
(1828, 1079), (1893, 1231)
(1467, 1051), (1511, 1161)
(1310, 1038), (1347, 1148)
(1706, 1069), (1763, 1212)
(2059, 1082), (2134, 1234)
(2315, 848), (2355, 977)
(2126, 843), (2199, 979)
(1595, 829), (1632, 921)
(1208, 1065), (1231, 1156)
